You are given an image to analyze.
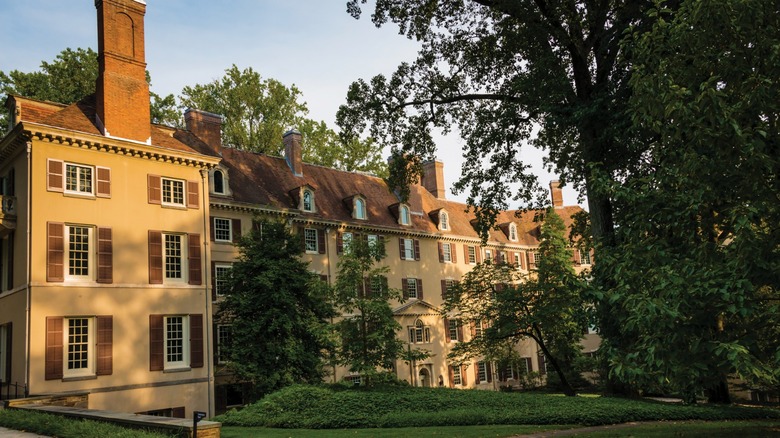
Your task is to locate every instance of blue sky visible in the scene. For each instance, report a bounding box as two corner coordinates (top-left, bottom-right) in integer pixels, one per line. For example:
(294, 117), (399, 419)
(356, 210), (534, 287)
(0, 1), (578, 207)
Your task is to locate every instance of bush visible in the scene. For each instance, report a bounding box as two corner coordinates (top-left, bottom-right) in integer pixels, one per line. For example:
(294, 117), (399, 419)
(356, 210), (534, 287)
(213, 384), (780, 429)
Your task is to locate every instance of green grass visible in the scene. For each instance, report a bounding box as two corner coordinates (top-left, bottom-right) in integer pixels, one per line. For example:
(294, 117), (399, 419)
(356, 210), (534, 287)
(574, 420), (780, 437)
(0, 408), (175, 438)
(214, 384), (780, 429)
(222, 424), (574, 438)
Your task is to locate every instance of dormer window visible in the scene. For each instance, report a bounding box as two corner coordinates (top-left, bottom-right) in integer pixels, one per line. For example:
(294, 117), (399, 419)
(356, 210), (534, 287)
(209, 167), (231, 196)
(440, 211), (449, 231)
(399, 204), (411, 226)
(213, 170), (225, 194)
(509, 223), (518, 242)
(354, 197), (367, 220)
(303, 189), (314, 212)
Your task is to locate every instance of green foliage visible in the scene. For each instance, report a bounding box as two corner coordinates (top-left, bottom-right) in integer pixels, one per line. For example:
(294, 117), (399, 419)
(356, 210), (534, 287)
(215, 384), (780, 429)
(445, 208), (589, 396)
(0, 409), (174, 438)
(597, 0), (780, 402)
(331, 235), (419, 384)
(217, 219), (336, 400)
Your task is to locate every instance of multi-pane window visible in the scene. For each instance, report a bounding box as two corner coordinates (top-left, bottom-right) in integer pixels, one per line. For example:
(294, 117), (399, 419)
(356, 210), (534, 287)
(448, 319), (460, 341)
(467, 246), (477, 264)
(66, 318), (91, 376)
(302, 190), (314, 212)
(68, 226), (91, 278)
(452, 365), (462, 385)
(215, 264), (232, 297)
(400, 205), (411, 225)
(477, 361), (488, 383)
(213, 170), (225, 194)
(217, 324), (232, 364)
(342, 232), (353, 254)
(533, 252), (542, 268)
(580, 251), (592, 265)
(65, 164), (93, 194)
(440, 212), (449, 230)
(355, 198), (367, 219)
(499, 251), (508, 263)
(403, 238), (414, 260)
(409, 320), (431, 344)
(304, 228), (318, 253)
(367, 234), (378, 249)
(474, 320), (484, 339)
(406, 278), (418, 299)
(164, 234), (183, 281)
(514, 252), (522, 269)
(214, 218), (231, 242)
(165, 316), (187, 368)
(161, 178), (185, 206)
(442, 243), (452, 262)
(347, 375), (361, 386)
(484, 249), (492, 263)
(509, 223), (518, 241)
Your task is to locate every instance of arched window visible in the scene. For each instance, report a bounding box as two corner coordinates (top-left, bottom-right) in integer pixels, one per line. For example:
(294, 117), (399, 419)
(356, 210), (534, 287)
(400, 205), (411, 225)
(440, 211), (449, 231)
(213, 170), (225, 194)
(355, 198), (366, 219)
(409, 319), (430, 344)
(302, 190), (314, 212)
(509, 223), (518, 241)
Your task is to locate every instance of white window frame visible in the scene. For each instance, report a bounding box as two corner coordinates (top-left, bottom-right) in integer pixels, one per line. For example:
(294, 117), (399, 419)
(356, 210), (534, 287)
(367, 234), (378, 249)
(346, 374), (361, 386)
(477, 361), (488, 383)
(64, 316), (95, 378)
(409, 319), (431, 344)
(509, 223), (518, 242)
(452, 365), (462, 386)
(354, 198), (367, 220)
(161, 177), (185, 207)
(484, 249), (492, 263)
(403, 238), (414, 260)
(499, 251), (508, 263)
(399, 205), (411, 225)
(64, 163), (94, 196)
(163, 233), (187, 283)
(440, 211), (449, 231)
(580, 251), (592, 265)
(442, 242), (453, 263)
(406, 278), (418, 299)
(213, 170), (226, 195)
(216, 324), (232, 364)
(448, 318), (460, 342)
(342, 232), (354, 254)
(474, 320), (484, 339)
(533, 251), (542, 268)
(213, 218), (232, 242)
(214, 263), (232, 297)
(302, 189), (315, 212)
(164, 315), (190, 370)
(66, 225), (93, 281)
(304, 228), (319, 253)
(514, 252), (522, 269)
(467, 246), (477, 265)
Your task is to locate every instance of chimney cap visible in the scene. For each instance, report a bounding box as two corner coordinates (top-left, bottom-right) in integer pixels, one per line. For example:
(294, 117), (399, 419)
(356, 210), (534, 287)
(184, 108), (224, 121)
(284, 129), (302, 137)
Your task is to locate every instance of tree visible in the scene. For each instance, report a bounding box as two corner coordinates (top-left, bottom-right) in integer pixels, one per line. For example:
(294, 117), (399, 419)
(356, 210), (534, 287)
(299, 119), (388, 178)
(217, 219), (335, 400)
(444, 208), (588, 396)
(331, 235), (420, 385)
(595, 0), (780, 403)
(0, 47), (180, 136)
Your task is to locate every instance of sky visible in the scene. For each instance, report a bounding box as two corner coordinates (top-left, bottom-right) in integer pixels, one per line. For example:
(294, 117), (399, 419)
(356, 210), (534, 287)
(0, 0), (581, 208)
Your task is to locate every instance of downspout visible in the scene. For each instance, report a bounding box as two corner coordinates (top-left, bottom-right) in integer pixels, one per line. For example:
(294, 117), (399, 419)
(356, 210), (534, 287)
(24, 141), (31, 396)
(325, 227), (336, 383)
(199, 168), (213, 417)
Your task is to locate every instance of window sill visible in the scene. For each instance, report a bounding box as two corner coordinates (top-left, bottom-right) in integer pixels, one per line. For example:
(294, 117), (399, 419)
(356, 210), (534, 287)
(161, 204), (187, 210)
(163, 366), (192, 373)
(214, 239), (233, 244)
(63, 192), (97, 200)
(63, 375), (97, 382)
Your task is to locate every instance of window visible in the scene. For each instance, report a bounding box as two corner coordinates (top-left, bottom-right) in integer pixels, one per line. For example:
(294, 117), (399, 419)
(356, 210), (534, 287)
(161, 178), (185, 206)
(216, 324), (232, 364)
(580, 250), (592, 265)
(514, 252), (521, 269)
(165, 316), (189, 369)
(532, 251), (542, 269)
(467, 246), (477, 264)
(302, 190), (314, 212)
(399, 205), (411, 225)
(509, 223), (518, 241)
(408, 320), (431, 344)
(164, 234), (184, 282)
(214, 264), (232, 297)
(367, 234), (378, 249)
(401, 238), (416, 260)
(406, 278), (418, 299)
(346, 374), (361, 386)
(67, 225), (92, 279)
(442, 243), (452, 262)
(65, 164), (93, 195)
(213, 218), (232, 242)
(354, 198), (367, 220)
(213, 170), (225, 194)
(342, 232), (353, 254)
(447, 318), (461, 342)
(484, 249), (492, 263)
(474, 320), (484, 339)
(499, 251), (508, 263)
(65, 317), (93, 377)
(440, 211), (449, 230)
(452, 365), (462, 385)
(304, 228), (319, 253)
(441, 279), (457, 300)
(477, 362), (488, 383)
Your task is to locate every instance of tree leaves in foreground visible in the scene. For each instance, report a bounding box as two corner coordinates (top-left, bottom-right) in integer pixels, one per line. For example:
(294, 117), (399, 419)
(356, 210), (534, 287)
(445, 208), (589, 396)
(217, 219), (335, 400)
(597, 0), (780, 403)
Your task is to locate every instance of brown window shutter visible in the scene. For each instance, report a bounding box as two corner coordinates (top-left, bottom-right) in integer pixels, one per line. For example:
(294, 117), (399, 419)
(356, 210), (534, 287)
(448, 365), (454, 388)
(47, 159), (63, 192)
(474, 362), (480, 382)
(232, 219), (242, 242)
(519, 251), (526, 270)
(211, 262), (217, 301)
(47, 222), (64, 282)
(209, 217), (215, 241)
(508, 251), (515, 265)
(457, 321), (463, 341)
(476, 246), (482, 263)
(529, 252), (536, 269)
(572, 249), (580, 265)
(401, 278), (408, 300)
(317, 229), (326, 254)
(188, 234), (202, 285)
(320, 274), (328, 283)
(451, 244), (457, 263)
(525, 357), (533, 374)
(438, 242), (444, 263)
(148, 231), (163, 284)
(417, 279), (423, 300)
(413, 239), (420, 260)
(147, 175), (161, 204)
(470, 321), (477, 338)
(398, 237), (405, 260)
(96, 315), (113, 376)
(487, 363), (493, 383)
(172, 407), (186, 418)
(187, 180), (199, 209)
(190, 314), (204, 368)
(441, 280), (447, 299)
(463, 244), (469, 261)
(443, 317), (450, 342)
(538, 354), (546, 375)
(461, 364), (468, 386)
(336, 232), (344, 254)
(45, 317), (63, 380)
(97, 227), (113, 284)
(96, 166), (111, 198)
(149, 315), (164, 371)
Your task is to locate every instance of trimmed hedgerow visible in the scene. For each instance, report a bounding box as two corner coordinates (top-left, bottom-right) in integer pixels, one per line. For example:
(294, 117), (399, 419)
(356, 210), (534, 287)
(214, 384), (780, 429)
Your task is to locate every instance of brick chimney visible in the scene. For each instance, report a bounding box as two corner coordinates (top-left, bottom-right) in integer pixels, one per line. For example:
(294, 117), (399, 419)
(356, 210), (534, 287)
(185, 109), (222, 154)
(421, 160), (446, 199)
(95, 0), (151, 143)
(550, 180), (564, 208)
(284, 129), (303, 176)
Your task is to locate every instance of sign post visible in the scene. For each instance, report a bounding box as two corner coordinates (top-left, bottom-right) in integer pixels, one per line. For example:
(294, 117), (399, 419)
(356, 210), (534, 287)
(193, 410), (207, 438)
